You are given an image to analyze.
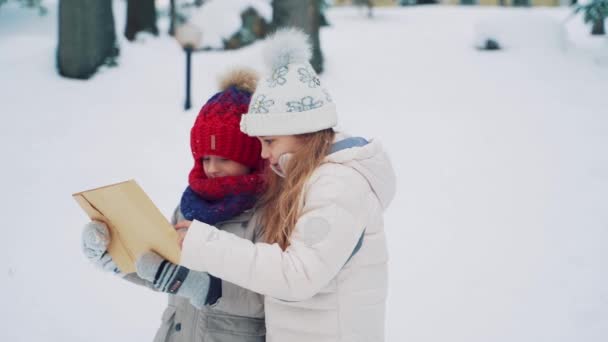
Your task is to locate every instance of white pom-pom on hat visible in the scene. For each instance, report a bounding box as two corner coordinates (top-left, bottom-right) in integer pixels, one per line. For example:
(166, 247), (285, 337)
(263, 28), (312, 70)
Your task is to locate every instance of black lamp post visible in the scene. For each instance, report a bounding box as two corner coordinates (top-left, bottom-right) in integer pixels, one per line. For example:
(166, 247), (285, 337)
(184, 46), (193, 110)
(175, 23), (202, 111)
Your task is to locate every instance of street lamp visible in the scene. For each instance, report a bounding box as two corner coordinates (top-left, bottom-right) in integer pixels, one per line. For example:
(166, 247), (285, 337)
(175, 23), (202, 110)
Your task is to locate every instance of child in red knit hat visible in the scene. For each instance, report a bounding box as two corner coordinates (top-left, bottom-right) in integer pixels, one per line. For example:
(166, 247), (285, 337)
(80, 68), (268, 341)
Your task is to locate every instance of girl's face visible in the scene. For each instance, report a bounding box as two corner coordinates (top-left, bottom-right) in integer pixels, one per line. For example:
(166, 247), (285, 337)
(257, 136), (303, 166)
(202, 155), (250, 178)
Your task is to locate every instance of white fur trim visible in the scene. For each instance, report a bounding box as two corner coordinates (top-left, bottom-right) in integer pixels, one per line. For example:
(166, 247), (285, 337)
(263, 28), (312, 70)
(240, 103), (337, 136)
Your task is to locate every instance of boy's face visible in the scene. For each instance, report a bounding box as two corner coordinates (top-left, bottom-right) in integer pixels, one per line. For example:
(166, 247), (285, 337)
(202, 155), (250, 178)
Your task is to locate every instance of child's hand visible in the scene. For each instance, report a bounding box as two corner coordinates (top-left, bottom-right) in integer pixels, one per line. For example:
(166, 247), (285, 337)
(175, 220), (192, 230)
(135, 251), (210, 308)
(81, 221), (124, 276)
(176, 229), (188, 249)
(82, 221), (111, 257)
(175, 220), (191, 249)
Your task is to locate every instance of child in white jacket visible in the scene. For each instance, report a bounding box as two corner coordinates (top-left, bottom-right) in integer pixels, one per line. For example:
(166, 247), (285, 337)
(169, 29), (395, 342)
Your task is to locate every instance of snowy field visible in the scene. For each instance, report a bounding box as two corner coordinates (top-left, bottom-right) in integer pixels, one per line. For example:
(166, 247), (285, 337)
(1, 1), (608, 341)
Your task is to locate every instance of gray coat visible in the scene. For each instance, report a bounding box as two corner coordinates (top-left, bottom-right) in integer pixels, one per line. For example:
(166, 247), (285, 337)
(124, 206), (265, 342)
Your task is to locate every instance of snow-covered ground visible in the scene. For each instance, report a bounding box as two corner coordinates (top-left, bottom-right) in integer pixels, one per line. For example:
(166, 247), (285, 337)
(1, 1), (607, 341)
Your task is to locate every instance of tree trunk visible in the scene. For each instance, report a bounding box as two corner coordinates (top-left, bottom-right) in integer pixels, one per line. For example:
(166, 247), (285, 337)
(169, 0), (176, 36)
(591, 18), (606, 35)
(272, 0), (324, 74)
(125, 0), (158, 41)
(57, 0), (118, 79)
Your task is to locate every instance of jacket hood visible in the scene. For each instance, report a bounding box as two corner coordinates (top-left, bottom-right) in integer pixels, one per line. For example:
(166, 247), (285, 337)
(324, 133), (396, 210)
(274, 133), (396, 210)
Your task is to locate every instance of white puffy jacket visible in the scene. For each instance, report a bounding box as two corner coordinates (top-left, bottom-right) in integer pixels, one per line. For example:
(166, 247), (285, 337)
(181, 133), (396, 342)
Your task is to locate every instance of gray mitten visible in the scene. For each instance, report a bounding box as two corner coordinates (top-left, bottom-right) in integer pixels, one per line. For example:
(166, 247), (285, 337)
(136, 251), (210, 309)
(81, 221), (124, 276)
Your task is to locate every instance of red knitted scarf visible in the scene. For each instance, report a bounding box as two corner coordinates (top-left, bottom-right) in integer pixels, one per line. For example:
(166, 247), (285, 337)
(189, 168), (265, 201)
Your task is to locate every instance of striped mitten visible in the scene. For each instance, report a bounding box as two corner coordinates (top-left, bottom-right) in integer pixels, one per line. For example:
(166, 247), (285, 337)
(136, 251), (210, 309)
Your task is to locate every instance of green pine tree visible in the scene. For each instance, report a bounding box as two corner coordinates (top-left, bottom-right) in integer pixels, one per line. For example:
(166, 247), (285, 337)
(574, 0), (608, 35)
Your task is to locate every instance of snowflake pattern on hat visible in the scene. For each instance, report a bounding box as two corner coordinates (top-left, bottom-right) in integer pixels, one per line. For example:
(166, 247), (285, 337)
(267, 66), (288, 88)
(241, 29), (338, 136)
(286, 96), (324, 112)
(250, 94), (275, 113)
(297, 67), (320, 88)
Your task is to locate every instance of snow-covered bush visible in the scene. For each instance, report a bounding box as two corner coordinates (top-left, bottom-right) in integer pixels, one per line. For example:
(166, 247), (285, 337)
(184, 0), (272, 49)
(474, 12), (568, 52)
(0, 0), (47, 15)
(573, 0), (608, 35)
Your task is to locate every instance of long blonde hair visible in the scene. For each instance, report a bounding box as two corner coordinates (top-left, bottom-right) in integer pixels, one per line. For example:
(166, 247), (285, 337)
(258, 128), (336, 250)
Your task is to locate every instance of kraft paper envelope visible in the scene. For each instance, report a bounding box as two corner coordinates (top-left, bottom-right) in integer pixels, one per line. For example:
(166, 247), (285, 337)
(73, 180), (181, 274)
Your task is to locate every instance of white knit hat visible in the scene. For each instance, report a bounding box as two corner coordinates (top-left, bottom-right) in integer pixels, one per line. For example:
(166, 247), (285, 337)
(240, 28), (338, 136)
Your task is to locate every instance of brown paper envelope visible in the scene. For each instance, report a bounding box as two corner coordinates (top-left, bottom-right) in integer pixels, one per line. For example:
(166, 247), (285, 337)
(73, 180), (181, 273)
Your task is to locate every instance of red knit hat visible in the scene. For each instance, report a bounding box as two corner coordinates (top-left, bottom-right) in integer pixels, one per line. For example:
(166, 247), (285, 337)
(190, 69), (263, 181)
